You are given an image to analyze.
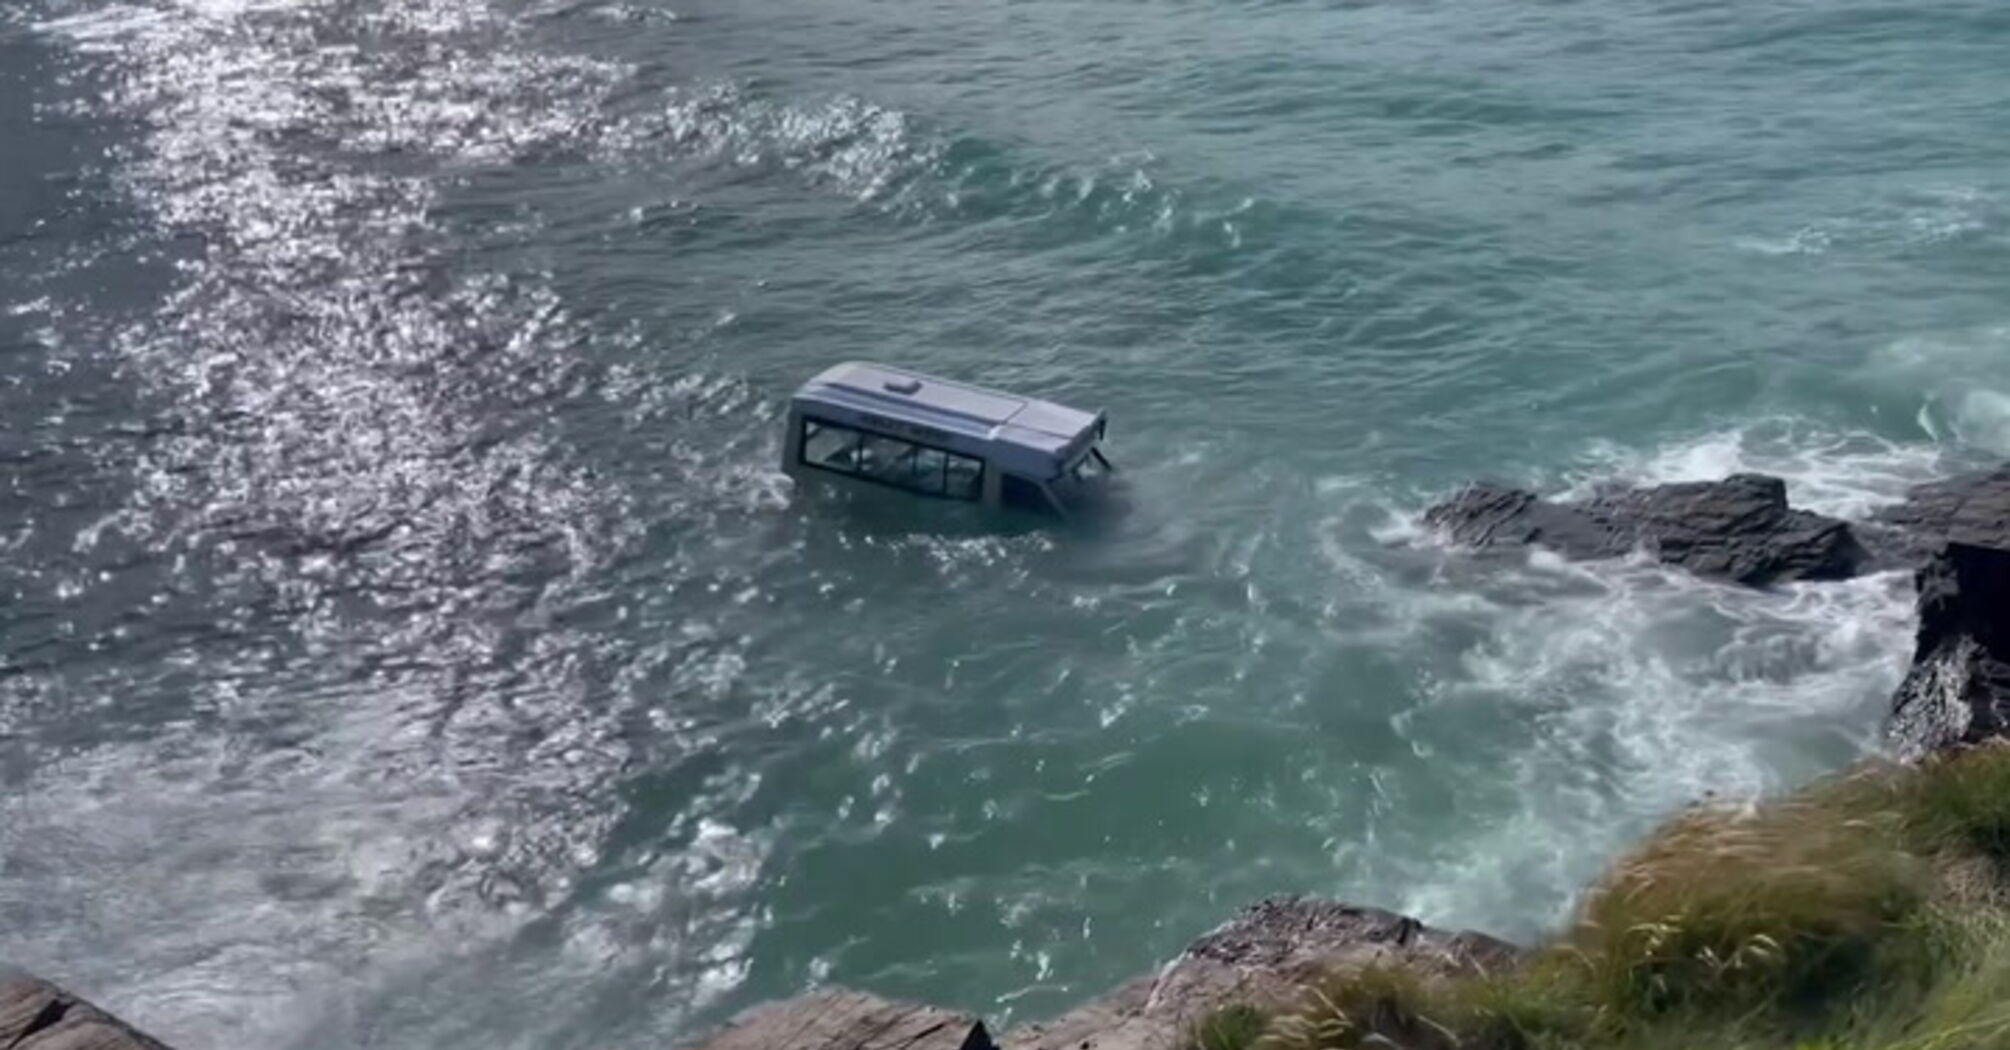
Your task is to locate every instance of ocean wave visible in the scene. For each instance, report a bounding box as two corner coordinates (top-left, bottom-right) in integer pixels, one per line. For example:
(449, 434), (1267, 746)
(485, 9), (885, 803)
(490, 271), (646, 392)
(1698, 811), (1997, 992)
(636, 82), (939, 204)
(1346, 419), (1931, 935)
(1566, 418), (1947, 518)
(1867, 325), (2010, 457)
(1734, 183), (1999, 257)
(1391, 557), (1910, 933)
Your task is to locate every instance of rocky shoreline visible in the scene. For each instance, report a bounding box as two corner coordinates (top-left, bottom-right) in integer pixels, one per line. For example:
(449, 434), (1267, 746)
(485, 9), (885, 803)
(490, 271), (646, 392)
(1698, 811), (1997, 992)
(693, 899), (1518, 1050)
(14, 466), (2010, 1050)
(687, 463), (2010, 1050)
(1421, 463), (2010, 589)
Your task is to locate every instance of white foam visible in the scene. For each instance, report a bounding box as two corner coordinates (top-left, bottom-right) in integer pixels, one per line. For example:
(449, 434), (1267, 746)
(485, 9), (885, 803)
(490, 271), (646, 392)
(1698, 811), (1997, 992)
(1733, 226), (1833, 256)
(1395, 558), (1912, 934)
(1567, 419), (1943, 518)
(1951, 389), (2010, 456)
(1366, 421), (1933, 936)
(1734, 184), (1996, 257)
(1868, 326), (2010, 456)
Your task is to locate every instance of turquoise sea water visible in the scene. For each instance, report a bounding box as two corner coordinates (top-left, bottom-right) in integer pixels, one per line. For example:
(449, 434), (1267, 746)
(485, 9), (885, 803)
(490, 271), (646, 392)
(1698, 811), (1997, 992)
(2, 0), (2008, 1045)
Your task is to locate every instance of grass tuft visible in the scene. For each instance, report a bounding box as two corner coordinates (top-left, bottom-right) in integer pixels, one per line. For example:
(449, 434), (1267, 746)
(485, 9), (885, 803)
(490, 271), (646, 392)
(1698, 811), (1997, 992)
(1571, 796), (1927, 1021)
(1184, 1003), (1271, 1050)
(1894, 745), (2010, 863)
(1261, 964), (1458, 1050)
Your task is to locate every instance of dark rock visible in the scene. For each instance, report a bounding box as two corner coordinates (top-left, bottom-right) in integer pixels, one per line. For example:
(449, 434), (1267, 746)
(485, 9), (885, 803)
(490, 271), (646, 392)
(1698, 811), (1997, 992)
(1003, 897), (1519, 1050)
(1424, 473), (1872, 586)
(0, 973), (173, 1050)
(1421, 482), (1627, 558)
(1598, 474), (1874, 583)
(1871, 465), (2010, 562)
(1888, 543), (2010, 759)
(687, 988), (994, 1050)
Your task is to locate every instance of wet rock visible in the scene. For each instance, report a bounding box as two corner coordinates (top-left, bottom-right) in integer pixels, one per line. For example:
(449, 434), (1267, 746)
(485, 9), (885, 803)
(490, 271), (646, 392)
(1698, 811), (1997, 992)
(1870, 465), (2010, 563)
(1424, 474), (1872, 586)
(0, 973), (174, 1050)
(687, 988), (995, 1050)
(1003, 897), (1519, 1050)
(677, 899), (1519, 1050)
(1888, 543), (2010, 759)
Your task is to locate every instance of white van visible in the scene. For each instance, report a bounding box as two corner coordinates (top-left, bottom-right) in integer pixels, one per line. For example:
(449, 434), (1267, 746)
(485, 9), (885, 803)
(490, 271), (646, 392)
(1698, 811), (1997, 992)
(783, 362), (1115, 517)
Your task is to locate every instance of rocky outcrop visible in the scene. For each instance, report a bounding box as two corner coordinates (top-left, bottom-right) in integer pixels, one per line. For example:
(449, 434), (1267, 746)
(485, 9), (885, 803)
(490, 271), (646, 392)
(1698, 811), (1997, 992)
(1423, 474), (1873, 586)
(1870, 465), (2010, 565)
(1004, 897), (1519, 1050)
(688, 988), (994, 1050)
(0, 973), (174, 1050)
(1423, 463), (2010, 589)
(680, 898), (1516, 1050)
(1422, 465), (2010, 757)
(1888, 543), (2010, 759)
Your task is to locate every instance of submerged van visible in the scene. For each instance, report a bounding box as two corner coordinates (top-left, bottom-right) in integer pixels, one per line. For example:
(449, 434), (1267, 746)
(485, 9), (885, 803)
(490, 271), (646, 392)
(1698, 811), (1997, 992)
(783, 362), (1115, 517)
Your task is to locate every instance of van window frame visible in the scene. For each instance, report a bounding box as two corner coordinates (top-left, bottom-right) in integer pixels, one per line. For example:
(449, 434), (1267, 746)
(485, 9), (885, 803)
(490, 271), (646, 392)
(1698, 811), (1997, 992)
(797, 415), (985, 502)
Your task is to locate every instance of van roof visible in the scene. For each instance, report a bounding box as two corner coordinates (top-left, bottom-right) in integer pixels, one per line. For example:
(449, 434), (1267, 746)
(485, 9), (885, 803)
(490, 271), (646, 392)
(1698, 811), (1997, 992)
(791, 361), (1106, 478)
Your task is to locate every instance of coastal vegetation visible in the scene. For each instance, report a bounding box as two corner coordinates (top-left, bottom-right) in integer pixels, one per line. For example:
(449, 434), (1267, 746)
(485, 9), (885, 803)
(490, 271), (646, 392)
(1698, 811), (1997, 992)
(1188, 745), (2010, 1050)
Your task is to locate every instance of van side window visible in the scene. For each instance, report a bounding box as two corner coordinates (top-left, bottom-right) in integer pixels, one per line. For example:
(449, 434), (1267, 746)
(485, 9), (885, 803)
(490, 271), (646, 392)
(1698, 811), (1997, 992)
(910, 447), (948, 496)
(799, 417), (983, 502)
(859, 434), (918, 485)
(944, 453), (982, 500)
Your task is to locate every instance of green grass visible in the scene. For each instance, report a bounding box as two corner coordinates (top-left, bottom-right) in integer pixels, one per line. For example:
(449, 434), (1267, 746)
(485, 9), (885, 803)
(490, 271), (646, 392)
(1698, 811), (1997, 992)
(1187, 1004), (1273, 1050)
(1184, 746), (2010, 1050)
(1894, 748), (2010, 863)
